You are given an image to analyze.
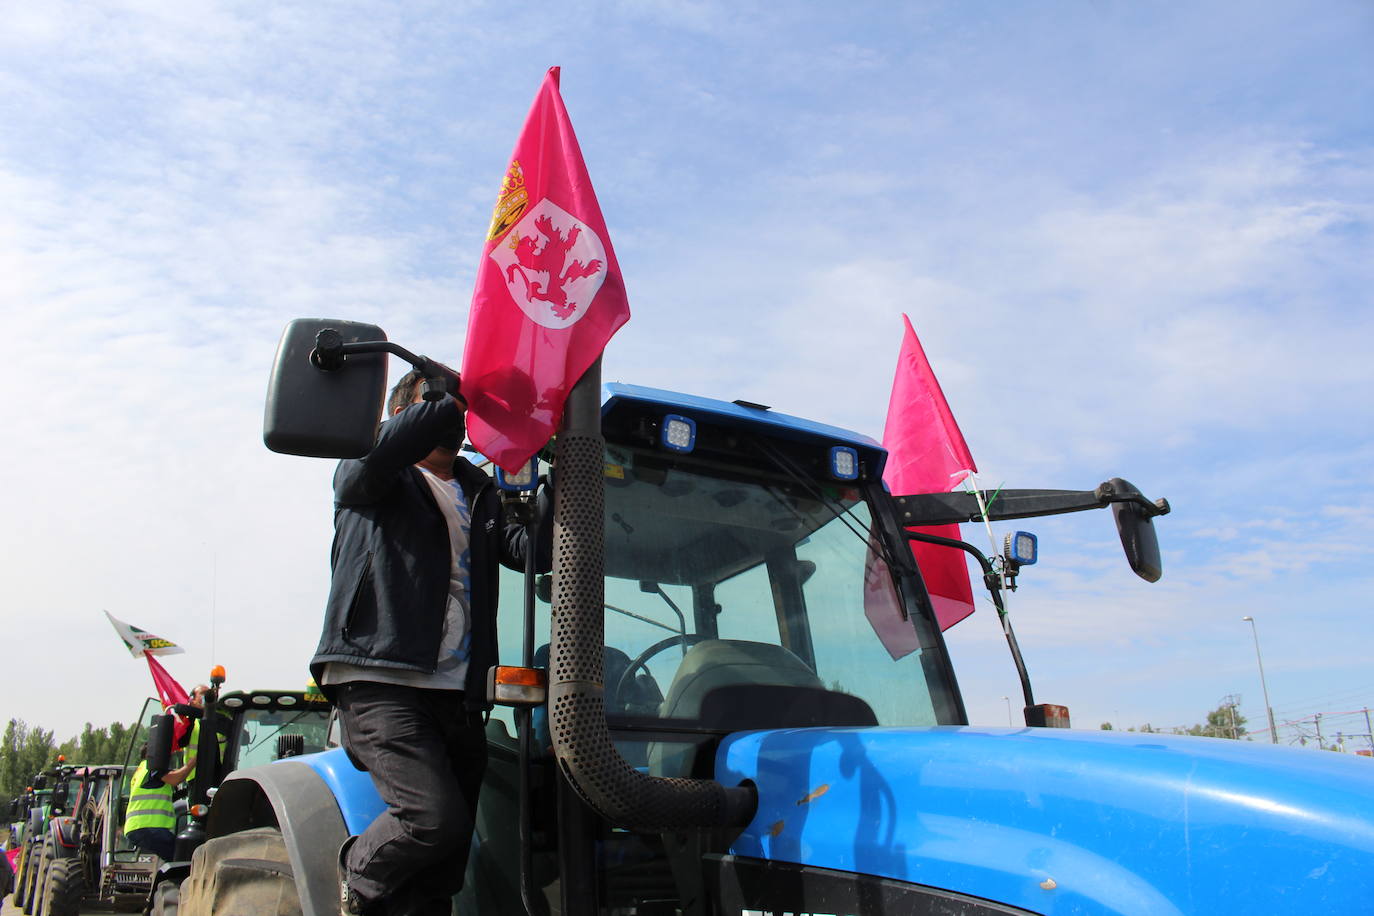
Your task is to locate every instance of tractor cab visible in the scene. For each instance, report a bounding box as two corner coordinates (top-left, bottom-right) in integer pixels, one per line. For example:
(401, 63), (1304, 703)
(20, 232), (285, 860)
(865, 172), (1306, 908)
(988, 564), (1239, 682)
(492, 383), (963, 762)
(126, 688), (332, 814)
(215, 691), (333, 770)
(458, 383), (968, 914)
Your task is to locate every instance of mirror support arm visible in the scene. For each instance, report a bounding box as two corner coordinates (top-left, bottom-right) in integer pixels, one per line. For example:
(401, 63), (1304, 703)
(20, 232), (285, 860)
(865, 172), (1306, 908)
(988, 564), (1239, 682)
(905, 530), (1036, 716)
(310, 331), (458, 398)
(893, 483), (1170, 528)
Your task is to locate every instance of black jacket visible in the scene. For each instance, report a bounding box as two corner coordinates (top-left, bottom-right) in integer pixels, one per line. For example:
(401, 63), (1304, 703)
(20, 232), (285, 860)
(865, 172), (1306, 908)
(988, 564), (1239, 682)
(309, 397), (532, 712)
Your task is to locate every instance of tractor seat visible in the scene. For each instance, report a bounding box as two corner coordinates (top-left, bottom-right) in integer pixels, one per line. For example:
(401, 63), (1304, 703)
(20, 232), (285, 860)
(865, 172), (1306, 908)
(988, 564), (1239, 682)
(648, 639), (877, 777)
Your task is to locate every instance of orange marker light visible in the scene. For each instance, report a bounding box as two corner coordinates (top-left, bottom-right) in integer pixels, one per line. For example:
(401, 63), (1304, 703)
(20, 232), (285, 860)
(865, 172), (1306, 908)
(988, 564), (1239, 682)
(486, 666), (549, 707)
(1025, 704), (1072, 728)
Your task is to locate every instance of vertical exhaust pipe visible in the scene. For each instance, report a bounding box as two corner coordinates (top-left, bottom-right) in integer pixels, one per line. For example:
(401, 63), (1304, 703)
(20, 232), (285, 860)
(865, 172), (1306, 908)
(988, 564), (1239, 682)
(547, 359), (755, 830)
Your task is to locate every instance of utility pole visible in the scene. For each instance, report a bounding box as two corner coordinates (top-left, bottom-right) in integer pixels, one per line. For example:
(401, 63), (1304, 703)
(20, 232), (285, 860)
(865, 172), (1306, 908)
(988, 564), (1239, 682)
(1314, 713), (1324, 751)
(1365, 707), (1373, 754)
(1224, 695), (1239, 740)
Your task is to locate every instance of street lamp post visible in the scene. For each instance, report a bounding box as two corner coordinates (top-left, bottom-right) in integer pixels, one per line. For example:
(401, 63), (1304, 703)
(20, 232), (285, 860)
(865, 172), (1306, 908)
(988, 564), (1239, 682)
(1001, 695), (1013, 726)
(1242, 616), (1279, 744)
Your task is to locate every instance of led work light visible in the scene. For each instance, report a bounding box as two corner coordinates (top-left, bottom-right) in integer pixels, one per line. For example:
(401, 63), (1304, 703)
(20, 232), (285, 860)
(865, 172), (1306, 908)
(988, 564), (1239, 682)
(1006, 530), (1038, 566)
(829, 446), (859, 481)
(661, 414), (697, 453)
(496, 457), (540, 492)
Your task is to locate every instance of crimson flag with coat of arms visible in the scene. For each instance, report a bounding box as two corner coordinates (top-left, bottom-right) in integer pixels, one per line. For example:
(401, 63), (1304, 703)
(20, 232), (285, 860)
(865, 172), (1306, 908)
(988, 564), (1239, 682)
(461, 67), (631, 472)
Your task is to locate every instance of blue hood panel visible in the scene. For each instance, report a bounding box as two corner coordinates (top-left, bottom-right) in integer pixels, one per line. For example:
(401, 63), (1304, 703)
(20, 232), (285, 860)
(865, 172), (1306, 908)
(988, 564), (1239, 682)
(716, 726), (1374, 915)
(298, 747), (386, 836)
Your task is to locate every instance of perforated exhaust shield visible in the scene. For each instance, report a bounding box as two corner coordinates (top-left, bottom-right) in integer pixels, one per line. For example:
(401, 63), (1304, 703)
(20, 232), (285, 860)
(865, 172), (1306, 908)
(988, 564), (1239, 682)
(549, 415), (755, 831)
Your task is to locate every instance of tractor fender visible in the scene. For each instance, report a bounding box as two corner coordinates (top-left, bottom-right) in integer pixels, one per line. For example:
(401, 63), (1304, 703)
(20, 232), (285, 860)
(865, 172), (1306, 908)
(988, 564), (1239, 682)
(205, 758), (351, 916)
(45, 817), (78, 858)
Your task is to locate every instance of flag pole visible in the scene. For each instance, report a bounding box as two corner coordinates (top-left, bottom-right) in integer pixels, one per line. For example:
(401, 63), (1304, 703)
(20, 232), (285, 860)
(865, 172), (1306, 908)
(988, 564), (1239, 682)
(966, 471), (1010, 610)
(966, 471), (1002, 565)
(965, 470), (1034, 720)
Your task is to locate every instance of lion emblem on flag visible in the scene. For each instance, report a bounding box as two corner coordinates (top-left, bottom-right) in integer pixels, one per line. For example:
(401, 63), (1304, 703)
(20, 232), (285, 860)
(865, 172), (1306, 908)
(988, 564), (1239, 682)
(490, 199), (607, 329)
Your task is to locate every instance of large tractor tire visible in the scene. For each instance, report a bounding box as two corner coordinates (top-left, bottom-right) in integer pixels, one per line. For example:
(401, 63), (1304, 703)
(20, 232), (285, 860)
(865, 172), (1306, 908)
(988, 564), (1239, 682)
(22, 844), (53, 916)
(12, 845), (30, 908)
(178, 828), (301, 916)
(148, 879), (180, 916)
(38, 859), (83, 916)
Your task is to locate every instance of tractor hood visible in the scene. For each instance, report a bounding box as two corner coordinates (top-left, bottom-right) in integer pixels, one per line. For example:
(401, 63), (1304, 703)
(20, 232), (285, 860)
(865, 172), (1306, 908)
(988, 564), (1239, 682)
(716, 725), (1374, 915)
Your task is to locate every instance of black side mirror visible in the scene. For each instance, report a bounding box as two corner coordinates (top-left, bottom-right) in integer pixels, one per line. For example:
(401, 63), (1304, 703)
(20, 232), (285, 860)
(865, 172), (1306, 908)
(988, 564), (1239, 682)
(1108, 478), (1163, 583)
(145, 713), (176, 774)
(263, 318), (389, 458)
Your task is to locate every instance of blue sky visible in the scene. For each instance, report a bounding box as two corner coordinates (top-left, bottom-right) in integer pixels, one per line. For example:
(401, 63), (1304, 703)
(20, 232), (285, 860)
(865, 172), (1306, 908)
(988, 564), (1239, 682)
(1, 1), (1371, 748)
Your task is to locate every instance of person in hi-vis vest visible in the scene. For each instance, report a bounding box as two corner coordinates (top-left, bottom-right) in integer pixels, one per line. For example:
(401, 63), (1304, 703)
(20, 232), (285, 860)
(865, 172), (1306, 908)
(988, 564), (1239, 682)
(122, 742), (195, 861)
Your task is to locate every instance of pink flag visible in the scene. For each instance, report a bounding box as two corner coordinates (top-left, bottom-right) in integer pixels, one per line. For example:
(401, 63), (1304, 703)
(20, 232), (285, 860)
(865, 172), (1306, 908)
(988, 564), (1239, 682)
(882, 314), (978, 631)
(462, 67), (631, 472)
(146, 654), (190, 708)
(146, 654), (193, 746)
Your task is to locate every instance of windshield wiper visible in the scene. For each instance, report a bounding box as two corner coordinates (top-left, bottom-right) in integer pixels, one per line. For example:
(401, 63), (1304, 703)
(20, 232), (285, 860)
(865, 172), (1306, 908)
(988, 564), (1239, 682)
(605, 602), (679, 635)
(744, 434), (904, 573)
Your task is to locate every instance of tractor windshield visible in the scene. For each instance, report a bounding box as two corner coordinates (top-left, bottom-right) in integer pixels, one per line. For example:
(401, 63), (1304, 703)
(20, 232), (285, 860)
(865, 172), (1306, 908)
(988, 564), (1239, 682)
(229, 707), (331, 770)
(493, 439), (961, 741)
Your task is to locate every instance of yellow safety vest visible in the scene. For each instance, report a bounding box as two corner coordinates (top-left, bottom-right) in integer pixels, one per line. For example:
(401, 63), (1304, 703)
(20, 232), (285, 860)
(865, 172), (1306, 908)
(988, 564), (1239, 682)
(185, 718), (227, 782)
(122, 761), (174, 833)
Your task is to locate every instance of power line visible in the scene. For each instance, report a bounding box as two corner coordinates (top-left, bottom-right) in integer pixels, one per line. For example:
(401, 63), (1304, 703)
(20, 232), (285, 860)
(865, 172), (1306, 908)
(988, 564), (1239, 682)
(1270, 683), (1374, 718)
(1269, 707), (1374, 753)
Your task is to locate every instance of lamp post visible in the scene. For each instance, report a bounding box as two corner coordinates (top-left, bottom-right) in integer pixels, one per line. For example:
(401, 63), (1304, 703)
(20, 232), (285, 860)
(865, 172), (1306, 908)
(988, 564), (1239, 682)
(1242, 616), (1279, 744)
(1001, 695), (1013, 726)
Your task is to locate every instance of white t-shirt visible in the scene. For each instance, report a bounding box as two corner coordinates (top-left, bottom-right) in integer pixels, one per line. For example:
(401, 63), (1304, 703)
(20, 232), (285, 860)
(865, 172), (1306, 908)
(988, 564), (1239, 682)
(322, 468), (474, 691)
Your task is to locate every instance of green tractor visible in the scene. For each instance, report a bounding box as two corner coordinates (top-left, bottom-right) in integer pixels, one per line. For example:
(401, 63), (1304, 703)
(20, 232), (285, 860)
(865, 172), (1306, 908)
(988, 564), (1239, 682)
(33, 764), (136, 916)
(13, 760), (80, 916)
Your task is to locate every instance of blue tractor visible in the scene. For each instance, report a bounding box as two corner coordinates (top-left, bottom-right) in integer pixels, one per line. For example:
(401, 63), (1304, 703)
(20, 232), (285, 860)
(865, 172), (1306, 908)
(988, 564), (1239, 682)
(176, 319), (1374, 916)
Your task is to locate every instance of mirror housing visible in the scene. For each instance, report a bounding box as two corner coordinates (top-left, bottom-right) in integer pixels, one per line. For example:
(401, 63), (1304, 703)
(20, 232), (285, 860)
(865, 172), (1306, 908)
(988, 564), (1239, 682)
(1108, 478), (1163, 583)
(263, 318), (388, 458)
(50, 781), (69, 814)
(145, 713), (176, 774)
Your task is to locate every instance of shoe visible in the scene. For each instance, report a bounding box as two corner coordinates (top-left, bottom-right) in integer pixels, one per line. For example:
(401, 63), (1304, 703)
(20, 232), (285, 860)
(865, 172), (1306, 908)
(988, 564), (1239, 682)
(341, 883), (371, 916)
(337, 836), (371, 916)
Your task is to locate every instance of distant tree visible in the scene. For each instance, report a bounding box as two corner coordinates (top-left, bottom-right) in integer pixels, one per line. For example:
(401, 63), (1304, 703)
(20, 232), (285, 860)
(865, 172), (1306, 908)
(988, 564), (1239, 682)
(1100, 722), (1114, 730)
(0, 719), (57, 814)
(1185, 703), (1247, 740)
(0, 719), (25, 811)
(106, 721), (135, 763)
(0, 718), (135, 813)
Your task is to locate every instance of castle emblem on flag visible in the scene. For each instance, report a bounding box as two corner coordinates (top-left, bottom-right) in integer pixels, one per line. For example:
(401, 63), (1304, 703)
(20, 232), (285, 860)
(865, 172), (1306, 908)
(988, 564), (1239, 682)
(489, 198), (606, 329)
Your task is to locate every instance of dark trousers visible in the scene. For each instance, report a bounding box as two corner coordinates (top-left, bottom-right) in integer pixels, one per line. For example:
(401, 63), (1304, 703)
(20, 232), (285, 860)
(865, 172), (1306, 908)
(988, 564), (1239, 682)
(126, 827), (177, 862)
(335, 682), (488, 916)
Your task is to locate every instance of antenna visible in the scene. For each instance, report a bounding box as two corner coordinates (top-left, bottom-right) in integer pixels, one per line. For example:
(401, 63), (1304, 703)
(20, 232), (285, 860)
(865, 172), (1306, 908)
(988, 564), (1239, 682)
(211, 550), (218, 664)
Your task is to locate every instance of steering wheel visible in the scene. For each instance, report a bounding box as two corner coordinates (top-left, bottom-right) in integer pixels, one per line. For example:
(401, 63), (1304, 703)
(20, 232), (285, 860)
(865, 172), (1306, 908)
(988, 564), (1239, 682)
(614, 633), (712, 707)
